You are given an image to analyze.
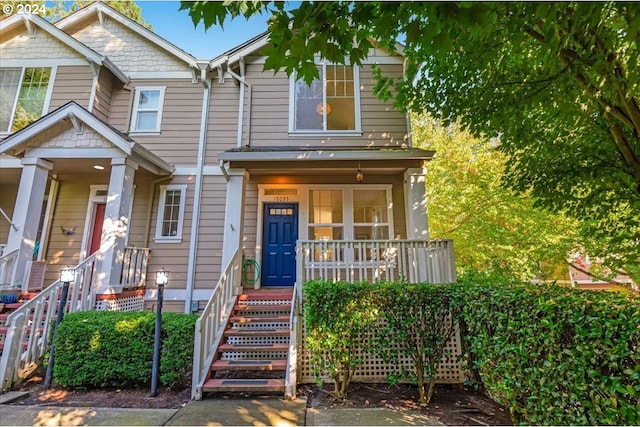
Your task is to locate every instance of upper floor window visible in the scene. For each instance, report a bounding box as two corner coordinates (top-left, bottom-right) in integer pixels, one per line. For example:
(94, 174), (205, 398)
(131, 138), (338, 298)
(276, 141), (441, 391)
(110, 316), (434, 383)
(130, 87), (165, 133)
(291, 64), (360, 133)
(0, 67), (53, 133)
(155, 184), (187, 242)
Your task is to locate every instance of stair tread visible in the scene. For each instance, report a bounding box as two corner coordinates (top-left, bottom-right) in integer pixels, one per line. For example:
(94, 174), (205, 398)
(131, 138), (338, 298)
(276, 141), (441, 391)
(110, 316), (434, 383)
(237, 292), (293, 301)
(211, 359), (287, 371)
(202, 378), (285, 392)
(223, 328), (290, 337)
(230, 315), (290, 323)
(234, 303), (291, 311)
(218, 343), (289, 352)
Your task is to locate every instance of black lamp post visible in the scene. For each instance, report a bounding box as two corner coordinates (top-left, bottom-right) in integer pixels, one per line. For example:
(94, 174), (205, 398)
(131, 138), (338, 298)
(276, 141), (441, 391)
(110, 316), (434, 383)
(150, 268), (167, 397)
(43, 266), (75, 391)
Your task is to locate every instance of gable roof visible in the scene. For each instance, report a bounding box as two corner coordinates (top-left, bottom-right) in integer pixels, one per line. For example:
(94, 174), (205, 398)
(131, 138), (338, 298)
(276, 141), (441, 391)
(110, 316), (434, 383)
(0, 13), (128, 83)
(0, 102), (173, 175)
(55, 2), (200, 70)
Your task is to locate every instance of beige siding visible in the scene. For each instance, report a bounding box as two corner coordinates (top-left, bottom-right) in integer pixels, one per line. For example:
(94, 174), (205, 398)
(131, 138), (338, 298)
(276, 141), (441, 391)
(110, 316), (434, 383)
(193, 176), (227, 290)
(244, 64), (409, 149)
(69, 17), (189, 73)
(392, 179), (407, 239)
(146, 176), (194, 291)
(241, 181), (259, 260)
(93, 69), (115, 122)
(110, 79), (203, 164)
(49, 66), (93, 111)
(0, 29), (81, 60)
(0, 183), (18, 248)
(205, 80), (241, 163)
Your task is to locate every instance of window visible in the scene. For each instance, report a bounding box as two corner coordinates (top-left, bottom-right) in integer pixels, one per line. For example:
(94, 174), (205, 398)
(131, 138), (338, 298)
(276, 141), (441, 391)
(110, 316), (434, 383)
(308, 189), (344, 242)
(353, 189), (389, 240)
(0, 67), (53, 133)
(130, 87), (165, 133)
(291, 64), (360, 132)
(155, 184), (187, 242)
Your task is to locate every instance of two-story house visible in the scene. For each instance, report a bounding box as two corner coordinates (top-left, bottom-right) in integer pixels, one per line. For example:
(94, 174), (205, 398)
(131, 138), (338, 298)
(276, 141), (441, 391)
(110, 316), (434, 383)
(0, 3), (457, 397)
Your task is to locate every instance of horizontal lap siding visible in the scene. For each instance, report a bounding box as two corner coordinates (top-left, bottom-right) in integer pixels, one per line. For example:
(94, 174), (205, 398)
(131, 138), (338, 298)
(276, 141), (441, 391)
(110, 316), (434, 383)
(242, 182), (259, 260)
(147, 176), (194, 291)
(193, 176), (227, 290)
(49, 66), (93, 111)
(93, 70), (114, 122)
(109, 80), (203, 164)
(0, 183), (17, 246)
(392, 180), (407, 239)
(246, 64), (409, 148)
(205, 81), (241, 162)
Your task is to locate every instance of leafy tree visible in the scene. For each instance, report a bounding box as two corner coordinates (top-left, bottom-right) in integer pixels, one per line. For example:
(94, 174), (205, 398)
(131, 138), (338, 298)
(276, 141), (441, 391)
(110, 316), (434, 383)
(415, 114), (580, 280)
(45, 1), (151, 29)
(182, 1), (639, 280)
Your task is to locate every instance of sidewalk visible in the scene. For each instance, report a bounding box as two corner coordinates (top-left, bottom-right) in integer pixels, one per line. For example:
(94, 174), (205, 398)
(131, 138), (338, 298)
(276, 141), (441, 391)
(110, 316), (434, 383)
(0, 392), (443, 426)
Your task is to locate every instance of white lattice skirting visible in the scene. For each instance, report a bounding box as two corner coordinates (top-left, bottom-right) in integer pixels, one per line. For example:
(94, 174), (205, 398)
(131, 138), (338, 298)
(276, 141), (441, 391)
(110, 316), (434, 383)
(299, 321), (465, 384)
(94, 290), (145, 312)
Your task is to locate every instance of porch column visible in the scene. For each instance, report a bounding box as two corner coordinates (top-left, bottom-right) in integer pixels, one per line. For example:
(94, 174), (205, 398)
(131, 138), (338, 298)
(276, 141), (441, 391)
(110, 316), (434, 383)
(404, 167), (430, 240)
(5, 158), (52, 286)
(95, 158), (138, 294)
(404, 167), (430, 282)
(221, 169), (248, 292)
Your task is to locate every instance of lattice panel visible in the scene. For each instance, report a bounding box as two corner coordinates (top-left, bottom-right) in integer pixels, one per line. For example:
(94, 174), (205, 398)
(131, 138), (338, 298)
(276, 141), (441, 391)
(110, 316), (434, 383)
(237, 308), (289, 316)
(242, 299), (291, 305)
(94, 294), (144, 312)
(227, 335), (290, 345)
(299, 316), (464, 384)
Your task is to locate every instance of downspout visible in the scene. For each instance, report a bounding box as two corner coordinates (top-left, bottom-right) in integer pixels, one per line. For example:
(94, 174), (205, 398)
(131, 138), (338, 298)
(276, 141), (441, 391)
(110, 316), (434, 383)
(403, 57), (413, 148)
(226, 57), (252, 147)
(184, 68), (211, 313)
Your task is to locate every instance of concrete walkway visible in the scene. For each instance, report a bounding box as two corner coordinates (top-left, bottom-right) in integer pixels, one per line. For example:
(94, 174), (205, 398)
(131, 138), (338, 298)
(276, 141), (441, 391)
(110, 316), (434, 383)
(0, 393), (443, 426)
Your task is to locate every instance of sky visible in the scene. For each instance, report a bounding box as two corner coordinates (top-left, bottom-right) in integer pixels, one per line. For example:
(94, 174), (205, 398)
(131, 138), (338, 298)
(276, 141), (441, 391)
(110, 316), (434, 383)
(137, 1), (269, 59)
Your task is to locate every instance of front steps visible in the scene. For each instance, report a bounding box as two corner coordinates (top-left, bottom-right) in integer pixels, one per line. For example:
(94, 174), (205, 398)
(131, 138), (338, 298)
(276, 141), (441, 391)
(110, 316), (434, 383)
(202, 289), (293, 395)
(0, 292), (38, 356)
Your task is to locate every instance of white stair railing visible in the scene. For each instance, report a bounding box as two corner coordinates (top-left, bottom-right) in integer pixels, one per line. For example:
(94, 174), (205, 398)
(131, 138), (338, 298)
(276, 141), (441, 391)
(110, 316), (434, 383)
(0, 248), (19, 286)
(0, 245), (110, 392)
(120, 247), (151, 289)
(191, 249), (241, 400)
(285, 279), (303, 399)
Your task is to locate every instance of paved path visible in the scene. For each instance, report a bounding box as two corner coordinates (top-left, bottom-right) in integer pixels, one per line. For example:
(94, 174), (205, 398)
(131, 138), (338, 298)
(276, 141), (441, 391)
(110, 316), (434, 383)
(0, 392), (443, 426)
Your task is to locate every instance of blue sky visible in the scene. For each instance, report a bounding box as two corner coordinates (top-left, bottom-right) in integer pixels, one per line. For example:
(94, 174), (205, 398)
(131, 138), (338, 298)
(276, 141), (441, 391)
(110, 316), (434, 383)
(137, 1), (269, 59)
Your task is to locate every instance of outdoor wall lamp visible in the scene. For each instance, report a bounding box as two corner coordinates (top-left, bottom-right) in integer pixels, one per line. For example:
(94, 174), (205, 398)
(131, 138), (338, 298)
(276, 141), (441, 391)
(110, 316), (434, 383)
(356, 162), (364, 183)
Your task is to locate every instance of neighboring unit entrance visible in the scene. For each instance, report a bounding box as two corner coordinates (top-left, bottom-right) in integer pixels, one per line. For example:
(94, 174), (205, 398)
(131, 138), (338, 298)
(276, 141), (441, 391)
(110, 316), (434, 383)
(89, 203), (106, 255)
(261, 203), (298, 286)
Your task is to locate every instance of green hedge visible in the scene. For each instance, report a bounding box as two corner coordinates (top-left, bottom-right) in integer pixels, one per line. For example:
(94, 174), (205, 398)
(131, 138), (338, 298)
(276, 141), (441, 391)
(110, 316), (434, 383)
(452, 276), (640, 425)
(53, 311), (198, 389)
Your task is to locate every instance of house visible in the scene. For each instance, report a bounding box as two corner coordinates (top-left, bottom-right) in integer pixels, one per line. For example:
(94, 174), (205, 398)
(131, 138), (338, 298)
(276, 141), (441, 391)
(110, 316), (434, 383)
(0, 3), (457, 397)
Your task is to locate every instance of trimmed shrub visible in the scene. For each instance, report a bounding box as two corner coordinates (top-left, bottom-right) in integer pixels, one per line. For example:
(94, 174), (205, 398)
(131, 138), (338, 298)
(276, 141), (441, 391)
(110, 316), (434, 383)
(54, 311), (197, 389)
(452, 275), (640, 425)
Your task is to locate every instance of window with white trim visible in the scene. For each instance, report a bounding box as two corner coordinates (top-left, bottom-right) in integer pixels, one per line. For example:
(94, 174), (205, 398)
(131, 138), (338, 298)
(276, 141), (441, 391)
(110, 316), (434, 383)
(0, 67), (53, 133)
(291, 64), (360, 132)
(130, 87), (165, 133)
(155, 184), (186, 242)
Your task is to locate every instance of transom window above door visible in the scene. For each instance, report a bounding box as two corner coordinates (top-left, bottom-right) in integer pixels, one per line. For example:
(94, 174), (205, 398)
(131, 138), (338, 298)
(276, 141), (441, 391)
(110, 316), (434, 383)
(130, 87), (166, 133)
(290, 64), (361, 134)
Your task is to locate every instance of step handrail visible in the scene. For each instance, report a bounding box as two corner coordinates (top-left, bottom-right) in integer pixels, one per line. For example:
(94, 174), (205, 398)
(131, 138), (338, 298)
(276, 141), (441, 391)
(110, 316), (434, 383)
(0, 248), (19, 285)
(191, 249), (241, 400)
(0, 245), (110, 392)
(285, 279), (302, 399)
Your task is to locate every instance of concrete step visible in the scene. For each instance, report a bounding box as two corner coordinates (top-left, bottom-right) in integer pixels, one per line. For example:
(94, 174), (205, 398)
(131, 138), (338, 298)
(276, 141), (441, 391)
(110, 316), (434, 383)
(211, 359), (287, 371)
(218, 343), (289, 352)
(202, 378), (285, 392)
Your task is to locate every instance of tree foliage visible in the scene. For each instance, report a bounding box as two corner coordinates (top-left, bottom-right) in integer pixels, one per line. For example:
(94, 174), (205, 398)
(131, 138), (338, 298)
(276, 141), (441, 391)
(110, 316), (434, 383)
(182, 1), (639, 280)
(415, 114), (580, 280)
(45, 1), (151, 29)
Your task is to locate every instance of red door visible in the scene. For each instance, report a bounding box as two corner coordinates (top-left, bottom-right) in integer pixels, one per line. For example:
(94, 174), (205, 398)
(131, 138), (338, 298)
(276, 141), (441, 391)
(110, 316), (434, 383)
(89, 203), (106, 254)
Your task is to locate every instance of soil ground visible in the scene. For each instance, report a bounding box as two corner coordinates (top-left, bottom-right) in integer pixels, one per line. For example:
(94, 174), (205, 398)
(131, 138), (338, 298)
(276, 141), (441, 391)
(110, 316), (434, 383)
(10, 369), (513, 426)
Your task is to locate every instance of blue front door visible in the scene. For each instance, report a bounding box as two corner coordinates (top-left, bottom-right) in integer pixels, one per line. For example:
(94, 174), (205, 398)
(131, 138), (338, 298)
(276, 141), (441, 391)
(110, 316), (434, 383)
(261, 203), (298, 286)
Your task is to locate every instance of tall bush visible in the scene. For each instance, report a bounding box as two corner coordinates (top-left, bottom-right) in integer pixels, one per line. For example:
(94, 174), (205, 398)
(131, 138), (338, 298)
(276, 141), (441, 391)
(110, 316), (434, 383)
(453, 277), (640, 425)
(304, 280), (376, 398)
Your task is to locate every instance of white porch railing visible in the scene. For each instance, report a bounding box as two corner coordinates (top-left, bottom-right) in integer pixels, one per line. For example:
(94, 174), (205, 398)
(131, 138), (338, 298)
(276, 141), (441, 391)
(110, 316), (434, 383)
(120, 247), (151, 289)
(191, 249), (241, 400)
(297, 239), (456, 284)
(0, 248), (18, 286)
(0, 247), (108, 392)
